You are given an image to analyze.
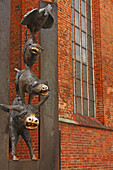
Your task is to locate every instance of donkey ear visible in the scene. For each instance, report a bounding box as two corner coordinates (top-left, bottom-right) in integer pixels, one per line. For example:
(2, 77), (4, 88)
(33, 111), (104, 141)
(26, 84), (32, 93)
(38, 44), (43, 51)
(0, 104), (24, 112)
(34, 93), (49, 109)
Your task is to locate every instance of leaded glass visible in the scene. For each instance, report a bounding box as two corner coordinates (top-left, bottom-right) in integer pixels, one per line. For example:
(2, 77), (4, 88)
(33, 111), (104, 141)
(75, 27), (80, 44)
(75, 11), (80, 27)
(90, 84), (94, 100)
(89, 67), (93, 84)
(77, 97), (82, 114)
(75, 0), (80, 12)
(82, 32), (86, 48)
(81, 0), (85, 16)
(76, 61), (81, 79)
(84, 99), (88, 116)
(88, 36), (92, 51)
(89, 51), (93, 68)
(82, 48), (87, 64)
(87, 4), (91, 20)
(83, 81), (88, 99)
(90, 101), (94, 117)
(83, 64), (87, 81)
(82, 16), (86, 32)
(76, 45), (81, 61)
(76, 79), (81, 97)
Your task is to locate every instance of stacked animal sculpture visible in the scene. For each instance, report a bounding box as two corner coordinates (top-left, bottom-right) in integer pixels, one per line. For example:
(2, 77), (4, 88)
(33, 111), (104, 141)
(0, 4), (54, 160)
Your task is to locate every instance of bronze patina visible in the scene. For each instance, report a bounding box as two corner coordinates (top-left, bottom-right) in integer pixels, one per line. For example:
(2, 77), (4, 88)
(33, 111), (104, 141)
(21, 4), (54, 35)
(0, 95), (49, 160)
(23, 35), (43, 68)
(21, 4), (54, 68)
(15, 68), (49, 104)
(0, 4), (54, 160)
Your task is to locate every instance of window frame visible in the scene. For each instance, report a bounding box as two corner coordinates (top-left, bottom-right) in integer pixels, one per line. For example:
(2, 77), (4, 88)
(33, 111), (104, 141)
(71, 0), (95, 117)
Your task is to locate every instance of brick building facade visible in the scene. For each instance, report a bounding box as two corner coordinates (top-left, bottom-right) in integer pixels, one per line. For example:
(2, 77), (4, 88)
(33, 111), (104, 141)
(10, 0), (113, 169)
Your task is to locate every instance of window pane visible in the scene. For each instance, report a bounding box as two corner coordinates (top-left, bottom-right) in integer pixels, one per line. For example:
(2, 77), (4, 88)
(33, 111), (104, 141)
(76, 45), (81, 61)
(75, 0), (79, 12)
(75, 27), (80, 44)
(88, 36), (92, 51)
(82, 32), (87, 48)
(83, 99), (88, 116)
(76, 79), (81, 97)
(76, 61), (81, 79)
(82, 16), (86, 32)
(75, 11), (80, 27)
(72, 25), (74, 42)
(83, 82), (88, 99)
(77, 97), (82, 114)
(87, 4), (91, 20)
(83, 64), (87, 81)
(81, 0), (86, 16)
(90, 84), (94, 101)
(90, 101), (94, 117)
(89, 51), (93, 67)
(89, 67), (93, 84)
(82, 48), (87, 64)
(88, 20), (91, 35)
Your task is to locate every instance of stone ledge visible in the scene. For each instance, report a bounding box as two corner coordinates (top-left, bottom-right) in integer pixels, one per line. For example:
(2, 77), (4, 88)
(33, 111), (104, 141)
(59, 117), (79, 125)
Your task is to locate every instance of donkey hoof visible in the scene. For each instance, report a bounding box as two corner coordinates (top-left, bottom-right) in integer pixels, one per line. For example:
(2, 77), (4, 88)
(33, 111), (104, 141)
(12, 155), (19, 161)
(32, 155), (38, 160)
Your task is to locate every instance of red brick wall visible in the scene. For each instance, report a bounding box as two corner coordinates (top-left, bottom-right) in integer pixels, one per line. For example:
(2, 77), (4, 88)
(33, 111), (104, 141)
(10, 0), (22, 104)
(10, 0), (113, 169)
(60, 123), (113, 170)
(92, 0), (113, 126)
(92, 0), (104, 123)
(58, 0), (74, 120)
(99, 0), (113, 127)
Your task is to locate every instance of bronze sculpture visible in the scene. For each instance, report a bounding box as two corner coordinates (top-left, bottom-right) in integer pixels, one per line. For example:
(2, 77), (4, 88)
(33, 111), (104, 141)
(21, 4), (54, 35)
(23, 35), (43, 68)
(15, 68), (49, 104)
(0, 95), (49, 160)
(0, 4), (54, 160)
(21, 4), (54, 68)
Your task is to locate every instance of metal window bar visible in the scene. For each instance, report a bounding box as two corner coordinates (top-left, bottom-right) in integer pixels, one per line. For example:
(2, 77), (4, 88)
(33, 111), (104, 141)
(71, 0), (76, 114)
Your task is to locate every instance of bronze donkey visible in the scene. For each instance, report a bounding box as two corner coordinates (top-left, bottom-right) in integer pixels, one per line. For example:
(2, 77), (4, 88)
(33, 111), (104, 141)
(0, 95), (49, 160)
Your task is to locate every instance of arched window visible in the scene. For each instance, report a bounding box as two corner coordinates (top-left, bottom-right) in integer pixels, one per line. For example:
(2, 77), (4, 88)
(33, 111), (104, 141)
(71, 0), (95, 117)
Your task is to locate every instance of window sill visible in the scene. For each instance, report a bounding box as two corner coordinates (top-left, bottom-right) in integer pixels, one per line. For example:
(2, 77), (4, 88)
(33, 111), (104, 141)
(59, 114), (113, 131)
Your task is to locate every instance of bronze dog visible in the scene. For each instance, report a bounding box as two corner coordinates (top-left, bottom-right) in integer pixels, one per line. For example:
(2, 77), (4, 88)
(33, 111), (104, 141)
(15, 68), (49, 104)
